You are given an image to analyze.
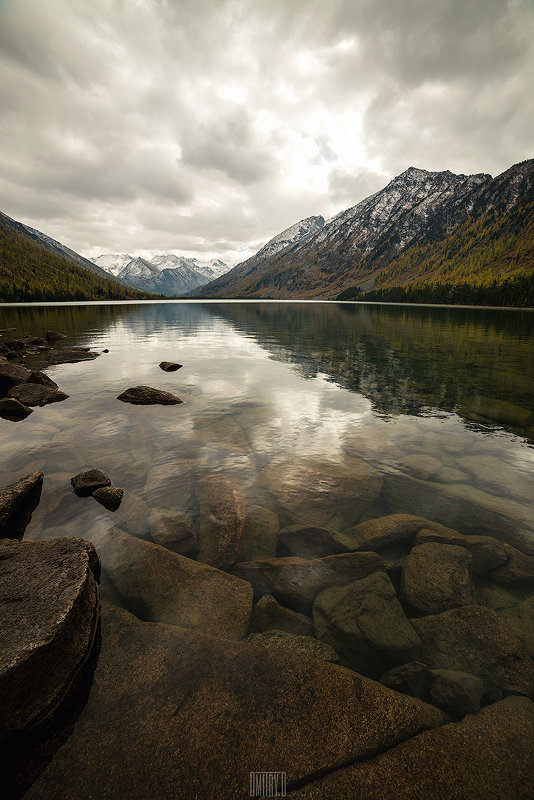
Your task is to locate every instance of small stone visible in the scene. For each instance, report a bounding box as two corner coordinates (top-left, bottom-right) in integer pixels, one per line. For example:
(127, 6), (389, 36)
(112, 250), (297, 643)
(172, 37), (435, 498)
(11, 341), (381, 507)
(71, 468), (112, 497)
(491, 545), (534, 585)
(92, 486), (123, 511)
(117, 386), (182, 405)
(380, 662), (429, 700)
(246, 630), (339, 663)
(102, 349), (109, 353)
(159, 361), (182, 371)
(0, 397), (33, 420)
(0, 471), (43, 539)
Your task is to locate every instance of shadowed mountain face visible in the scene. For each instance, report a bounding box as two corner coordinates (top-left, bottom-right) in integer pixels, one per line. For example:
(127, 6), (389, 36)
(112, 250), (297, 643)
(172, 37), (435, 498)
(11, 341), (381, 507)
(197, 160), (534, 302)
(0, 212), (156, 302)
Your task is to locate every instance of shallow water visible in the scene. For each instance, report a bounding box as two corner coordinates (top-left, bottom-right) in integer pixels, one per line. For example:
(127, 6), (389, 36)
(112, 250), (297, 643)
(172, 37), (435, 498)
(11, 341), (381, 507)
(1, 301), (533, 545)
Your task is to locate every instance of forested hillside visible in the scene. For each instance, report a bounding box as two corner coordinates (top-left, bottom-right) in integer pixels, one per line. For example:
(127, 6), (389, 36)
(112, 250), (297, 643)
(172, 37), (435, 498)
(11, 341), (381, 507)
(0, 215), (157, 302)
(338, 199), (534, 307)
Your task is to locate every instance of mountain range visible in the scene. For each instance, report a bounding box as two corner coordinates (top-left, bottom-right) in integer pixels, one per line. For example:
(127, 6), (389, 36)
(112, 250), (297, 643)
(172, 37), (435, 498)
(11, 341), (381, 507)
(196, 158), (534, 306)
(92, 253), (229, 296)
(0, 211), (156, 302)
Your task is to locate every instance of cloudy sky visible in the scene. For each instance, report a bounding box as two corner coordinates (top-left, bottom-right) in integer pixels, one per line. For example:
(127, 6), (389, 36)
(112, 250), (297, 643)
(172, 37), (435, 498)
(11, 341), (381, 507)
(0, 0), (532, 263)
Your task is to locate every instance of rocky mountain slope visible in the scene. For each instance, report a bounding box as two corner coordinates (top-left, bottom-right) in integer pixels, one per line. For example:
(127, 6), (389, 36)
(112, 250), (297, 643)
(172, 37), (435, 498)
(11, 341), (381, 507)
(197, 160), (534, 305)
(93, 252), (229, 296)
(0, 212), (156, 302)
(196, 215), (325, 297)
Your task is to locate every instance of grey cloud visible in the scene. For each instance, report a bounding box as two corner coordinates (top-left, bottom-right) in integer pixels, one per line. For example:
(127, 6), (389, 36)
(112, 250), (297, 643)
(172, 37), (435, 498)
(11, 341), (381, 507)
(0, 0), (531, 259)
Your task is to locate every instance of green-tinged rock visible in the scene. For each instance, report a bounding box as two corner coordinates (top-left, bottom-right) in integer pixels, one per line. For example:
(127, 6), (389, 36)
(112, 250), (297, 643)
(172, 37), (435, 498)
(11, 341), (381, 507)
(314, 571), (422, 679)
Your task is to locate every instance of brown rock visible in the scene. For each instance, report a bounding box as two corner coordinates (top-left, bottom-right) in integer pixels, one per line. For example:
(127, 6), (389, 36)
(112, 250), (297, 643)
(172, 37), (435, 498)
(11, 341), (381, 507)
(159, 361), (182, 371)
(240, 504), (279, 561)
(45, 331), (66, 342)
(195, 475), (248, 569)
(102, 527), (253, 640)
(0, 397), (33, 419)
(0, 537), (99, 740)
(278, 525), (346, 559)
(401, 543), (474, 616)
(148, 509), (196, 556)
(46, 349), (99, 364)
(18, 602), (447, 800)
(7, 382), (69, 406)
(288, 697), (534, 800)
(0, 471), (43, 539)
(338, 514), (457, 552)
(411, 605), (534, 703)
(491, 544), (534, 585)
(246, 630), (339, 663)
(250, 594), (314, 637)
(0, 360), (30, 393)
(71, 468), (111, 497)
(117, 385), (182, 405)
(233, 551), (385, 613)
(92, 486), (123, 511)
(26, 371), (59, 389)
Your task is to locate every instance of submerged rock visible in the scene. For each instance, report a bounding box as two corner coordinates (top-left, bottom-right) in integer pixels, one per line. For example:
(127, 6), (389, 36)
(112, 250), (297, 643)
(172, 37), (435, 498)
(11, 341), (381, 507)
(250, 594), (314, 637)
(491, 544), (534, 585)
(103, 527), (253, 640)
(287, 697), (534, 800)
(0, 471), (43, 539)
(233, 551), (385, 613)
(411, 605), (534, 703)
(92, 486), (124, 511)
(400, 543), (474, 616)
(240, 504), (279, 561)
(380, 661), (429, 699)
(498, 596), (534, 659)
(7, 382), (69, 407)
(278, 525), (346, 559)
(246, 630), (339, 663)
(45, 330), (66, 342)
(159, 361), (182, 371)
(149, 509), (196, 556)
(427, 668), (483, 715)
(117, 385), (182, 405)
(71, 468), (112, 497)
(17, 602), (447, 800)
(46, 349), (99, 364)
(0, 537), (99, 741)
(337, 514), (452, 552)
(195, 475), (248, 569)
(314, 571), (422, 679)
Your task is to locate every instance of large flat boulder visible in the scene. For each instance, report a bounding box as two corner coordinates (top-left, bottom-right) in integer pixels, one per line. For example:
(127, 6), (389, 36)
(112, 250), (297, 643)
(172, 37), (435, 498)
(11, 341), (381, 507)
(0, 538), (99, 741)
(46, 349), (99, 365)
(19, 603), (447, 800)
(400, 542), (474, 615)
(411, 605), (534, 703)
(233, 551), (385, 613)
(314, 571), (422, 678)
(0, 471), (43, 539)
(337, 514), (458, 552)
(7, 383), (68, 406)
(100, 527), (253, 640)
(287, 697), (534, 799)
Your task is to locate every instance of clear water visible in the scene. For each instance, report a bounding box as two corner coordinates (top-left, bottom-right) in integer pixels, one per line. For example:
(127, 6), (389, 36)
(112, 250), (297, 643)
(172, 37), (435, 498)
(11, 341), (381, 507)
(1, 301), (533, 559)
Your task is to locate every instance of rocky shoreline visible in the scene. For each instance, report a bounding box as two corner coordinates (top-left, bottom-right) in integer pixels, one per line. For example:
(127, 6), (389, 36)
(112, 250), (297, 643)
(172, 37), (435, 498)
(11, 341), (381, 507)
(0, 329), (533, 798)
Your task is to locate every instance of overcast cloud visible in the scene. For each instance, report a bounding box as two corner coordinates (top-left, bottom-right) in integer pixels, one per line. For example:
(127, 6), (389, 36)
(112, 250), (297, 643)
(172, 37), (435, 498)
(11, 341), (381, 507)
(0, 0), (532, 263)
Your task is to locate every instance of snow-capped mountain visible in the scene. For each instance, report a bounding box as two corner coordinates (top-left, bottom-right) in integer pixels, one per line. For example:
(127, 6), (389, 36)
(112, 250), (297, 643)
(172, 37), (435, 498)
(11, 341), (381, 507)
(93, 251), (230, 296)
(92, 253), (134, 276)
(196, 167), (497, 298)
(194, 215), (326, 296)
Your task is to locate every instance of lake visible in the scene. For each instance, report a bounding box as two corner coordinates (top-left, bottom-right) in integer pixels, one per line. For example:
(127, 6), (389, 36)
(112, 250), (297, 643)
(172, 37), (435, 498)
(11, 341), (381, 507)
(1, 300), (534, 797)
